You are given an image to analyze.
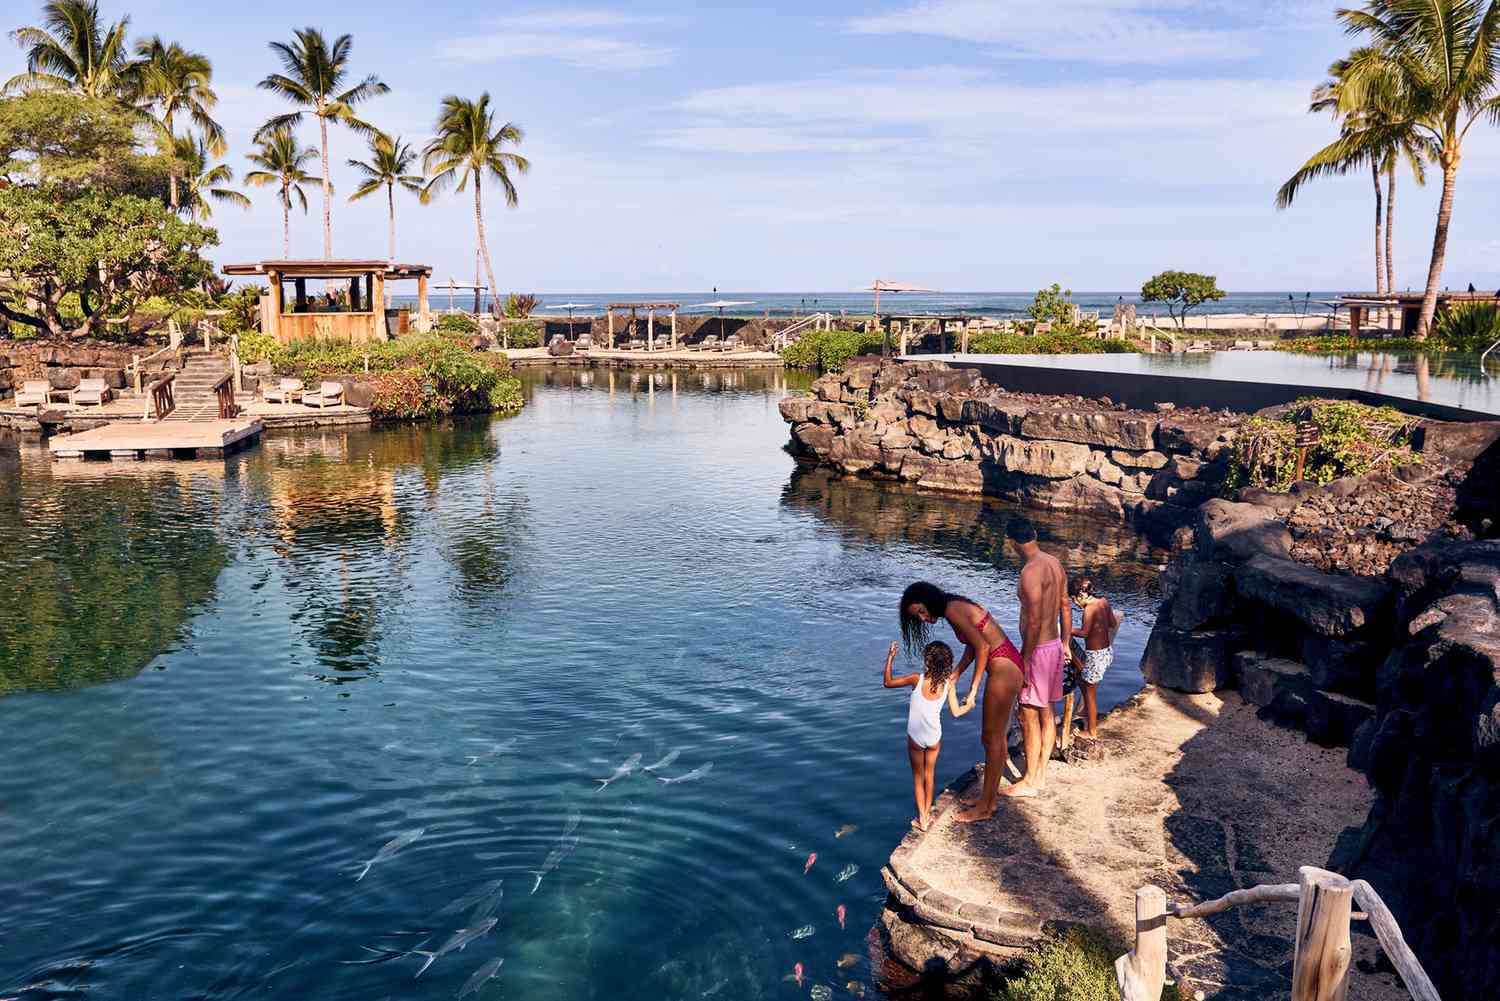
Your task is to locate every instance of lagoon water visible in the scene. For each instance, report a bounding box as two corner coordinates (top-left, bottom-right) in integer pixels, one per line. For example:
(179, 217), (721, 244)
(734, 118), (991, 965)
(0, 370), (1165, 1000)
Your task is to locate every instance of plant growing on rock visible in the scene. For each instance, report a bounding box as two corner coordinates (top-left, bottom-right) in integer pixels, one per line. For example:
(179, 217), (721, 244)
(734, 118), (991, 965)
(1140, 271), (1226, 329)
(1226, 398), (1419, 492)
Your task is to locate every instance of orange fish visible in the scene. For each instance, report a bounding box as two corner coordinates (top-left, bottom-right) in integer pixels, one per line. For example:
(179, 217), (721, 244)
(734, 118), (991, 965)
(836, 904), (846, 929)
(804, 853), (816, 875)
(794, 962), (804, 988)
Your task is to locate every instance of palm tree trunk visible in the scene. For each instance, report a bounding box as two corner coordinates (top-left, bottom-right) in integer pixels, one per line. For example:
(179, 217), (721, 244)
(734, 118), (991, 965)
(387, 182), (396, 263)
(169, 173), (180, 211)
(281, 184), (291, 258)
(319, 112), (332, 259)
(1372, 161), (1385, 301)
(1384, 167), (1396, 302)
(1416, 157), (1459, 340)
(473, 175), (499, 320)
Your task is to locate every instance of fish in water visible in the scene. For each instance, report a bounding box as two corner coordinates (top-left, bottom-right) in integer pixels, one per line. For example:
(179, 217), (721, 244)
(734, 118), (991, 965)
(458, 956), (504, 998)
(790, 925), (815, 940)
(355, 827), (425, 882)
(836, 954), (861, 969)
(810, 985), (832, 1001)
(642, 749), (681, 773)
(701, 980), (726, 997)
(793, 963), (804, 988)
(531, 833), (581, 894)
(834, 825), (857, 839)
(846, 982), (866, 998)
(464, 737), (518, 765)
(412, 917), (498, 977)
(657, 762), (713, 785)
(595, 753), (642, 793)
(803, 852), (817, 875)
(836, 904), (846, 929)
(561, 808), (583, 838)
(437, 879), (503, 918)
(835, 864), (858, 883)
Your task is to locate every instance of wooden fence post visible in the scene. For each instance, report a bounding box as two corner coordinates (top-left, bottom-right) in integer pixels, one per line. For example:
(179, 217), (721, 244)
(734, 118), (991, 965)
(1116, 885), (1167, 1001)
(1292, 866), (1353, 1001)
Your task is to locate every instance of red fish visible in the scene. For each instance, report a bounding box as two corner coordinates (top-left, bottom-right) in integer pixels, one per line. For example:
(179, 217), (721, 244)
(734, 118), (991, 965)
(836, 904), (846, 929)
(794, 962), (804, 988)
(804, 853), (816, 875)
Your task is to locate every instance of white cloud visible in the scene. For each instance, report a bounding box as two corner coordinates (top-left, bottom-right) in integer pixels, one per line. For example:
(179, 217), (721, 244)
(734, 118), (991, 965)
(439, 9), (673, 70)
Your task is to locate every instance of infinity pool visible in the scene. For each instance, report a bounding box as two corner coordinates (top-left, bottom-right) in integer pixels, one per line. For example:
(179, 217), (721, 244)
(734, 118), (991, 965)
(0, 369), (1164, 1000)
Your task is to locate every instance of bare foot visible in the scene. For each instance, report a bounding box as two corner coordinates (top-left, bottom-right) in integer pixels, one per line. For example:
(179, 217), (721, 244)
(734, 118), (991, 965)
(998, 781), (1037, 798)
(919, 815), (933, 832)
(957, 796), (978, 808)
(954, 803), (995, 823)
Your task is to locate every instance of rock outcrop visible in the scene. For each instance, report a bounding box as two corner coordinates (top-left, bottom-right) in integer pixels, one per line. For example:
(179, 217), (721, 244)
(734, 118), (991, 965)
(0, 339), (173, 401)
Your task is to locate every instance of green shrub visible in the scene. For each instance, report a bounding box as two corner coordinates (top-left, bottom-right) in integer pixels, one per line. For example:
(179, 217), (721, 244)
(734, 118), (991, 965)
(436, 312), (478, 334)
(992, 927), (1181, 1001)
(780, 326), (886, 371)
(1432, 302), (1500, 352)
(1028, 283), (1078, 327)
(1225, 398), (1419, 492)
(968, 331), (1135, 355)
(504, 293), (538, 318)
(501, 320), (541, 349)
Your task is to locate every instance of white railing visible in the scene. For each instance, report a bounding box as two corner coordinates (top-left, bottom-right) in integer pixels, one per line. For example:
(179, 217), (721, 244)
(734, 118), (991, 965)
(1481, 335), (1500, 373)
(776, 312), (834, 349)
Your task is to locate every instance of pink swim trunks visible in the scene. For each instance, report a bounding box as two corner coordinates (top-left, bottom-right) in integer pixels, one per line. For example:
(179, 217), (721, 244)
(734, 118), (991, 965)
(1020, 639), (1065, 707)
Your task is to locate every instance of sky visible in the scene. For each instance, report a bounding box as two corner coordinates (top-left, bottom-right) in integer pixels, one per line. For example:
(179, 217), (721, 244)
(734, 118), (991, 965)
(4, 0), (1500, 293)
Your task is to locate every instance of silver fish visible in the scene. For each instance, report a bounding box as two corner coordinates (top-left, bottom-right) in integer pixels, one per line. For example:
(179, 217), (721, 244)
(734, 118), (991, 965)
(595, 753), (642, 793)
(437, 879), (503, 918)
(657, 762), (714, 785)
(702, 979), (727, 997)
(835, 864), (858, 883)
(561, 808), (582, 838)
(355, 827), (425, 882)
(642, 749), (681, 773)
(459, 957), (504, 998)
(412, 917), (498, 977)
(790, 924), (815, 939)
(530, 833), (581, 894)
(464, 737), (518, 766)
(810, 985), (832, 1001)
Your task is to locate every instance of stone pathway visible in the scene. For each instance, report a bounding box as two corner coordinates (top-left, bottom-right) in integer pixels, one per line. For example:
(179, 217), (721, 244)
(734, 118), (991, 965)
(880, 688), (1410, 1000)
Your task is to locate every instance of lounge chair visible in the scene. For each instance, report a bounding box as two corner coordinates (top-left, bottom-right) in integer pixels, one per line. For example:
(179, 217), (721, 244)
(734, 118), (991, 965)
(691, 335), (717, 351)
(626, 338), (645, 351)
(719, 335), (741, 352)
(575, 334), (593, 352)
(264, 378), (304, 404)
(70, 378), (112, 407)
(302, 381), (345, 409)
(13, 380), (51, 408)
(547, 335), (574, 357)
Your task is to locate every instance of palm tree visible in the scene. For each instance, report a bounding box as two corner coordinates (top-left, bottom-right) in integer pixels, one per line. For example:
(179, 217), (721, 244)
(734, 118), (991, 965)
(245, 128), (319, 257)
(135, 37), (222, 210)
(1333, 0), (1500, 338)
(5, 0), (134, 97)
(173, 133), (249, 222)
(421, 94), (530, 314)
(255, 28), (388, 259)
(347, 132), (423, 262)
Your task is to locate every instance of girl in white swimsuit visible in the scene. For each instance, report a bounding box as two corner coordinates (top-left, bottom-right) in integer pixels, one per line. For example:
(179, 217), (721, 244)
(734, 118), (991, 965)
(882, 639), (976, 831)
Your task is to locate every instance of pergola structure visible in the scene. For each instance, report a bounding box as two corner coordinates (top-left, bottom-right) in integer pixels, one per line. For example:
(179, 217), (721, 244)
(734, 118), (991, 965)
(865, 280), (936, 356)
(605, 302), (681, 350)
(1341, 291), (1500, 338)
(887, 313), (981, 354)
(223, 259), (433, 344)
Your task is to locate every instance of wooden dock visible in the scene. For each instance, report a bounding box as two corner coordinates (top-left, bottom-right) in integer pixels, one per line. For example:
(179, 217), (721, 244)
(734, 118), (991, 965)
(48, 419), (264, 460)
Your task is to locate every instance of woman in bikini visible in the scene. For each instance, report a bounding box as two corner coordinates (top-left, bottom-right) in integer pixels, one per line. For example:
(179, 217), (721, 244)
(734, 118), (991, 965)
(898, 582), (1024, 822)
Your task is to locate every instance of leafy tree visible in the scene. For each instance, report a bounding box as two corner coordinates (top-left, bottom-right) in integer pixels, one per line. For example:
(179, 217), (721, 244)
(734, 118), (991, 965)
(421, 94), (529, 316)
(347, 131), (422, 261)
(171, 132), (249, 221)
(1330, 0), (1500, 339)
(1140, 271), (1226, 329)
(244, 127), (318, 257)
(134, 36), (222, 209)
(255, 28), (389, 258)
(0, 90), (168, 195)
(1027, 283), (1078, 327)
(4, 0), (135, 98)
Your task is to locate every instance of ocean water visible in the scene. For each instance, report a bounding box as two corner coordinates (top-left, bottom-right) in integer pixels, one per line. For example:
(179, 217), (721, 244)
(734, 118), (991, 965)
(0, 369), (1166, 1000)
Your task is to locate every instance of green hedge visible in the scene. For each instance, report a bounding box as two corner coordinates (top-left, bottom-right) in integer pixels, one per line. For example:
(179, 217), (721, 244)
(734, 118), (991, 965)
(780, 327), (887, 371)
(992, 927), (1181, 1001)
(966, 331), (1135, 355)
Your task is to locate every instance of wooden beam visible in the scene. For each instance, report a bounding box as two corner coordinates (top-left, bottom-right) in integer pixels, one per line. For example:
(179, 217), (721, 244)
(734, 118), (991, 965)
(1291, 866), (1353, 1001)
(1351, 881), (1442, 1001)
(417, 272), (429, 317)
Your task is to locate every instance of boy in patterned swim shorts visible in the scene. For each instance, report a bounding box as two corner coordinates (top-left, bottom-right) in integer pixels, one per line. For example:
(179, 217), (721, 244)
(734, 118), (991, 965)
(1069, 578), (1122, 739)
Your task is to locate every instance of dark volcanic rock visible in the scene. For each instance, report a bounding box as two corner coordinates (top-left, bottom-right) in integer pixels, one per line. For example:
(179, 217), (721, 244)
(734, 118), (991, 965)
(1140, 626), (1245, 692)
(1234, 554), (1389, 637)
(1019, 409), (1157, 450)
(1165, 559), (1236, 630)
(1195, 499), (1293, 562)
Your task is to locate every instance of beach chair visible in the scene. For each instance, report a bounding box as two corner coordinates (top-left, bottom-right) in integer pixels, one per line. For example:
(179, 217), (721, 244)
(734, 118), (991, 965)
(70, 378), (112, 407)
(575, 334), (593, 352)
(547, 335), (574, 357)
(1233, 340), (1253, 351)
(626, 338), (645, 351)
(302, 381), (344, 409)
(13, 380), (51, 408)
(1256, 339), (1277, 350)
(719, 334), (741, 352)
(264, 378), (304, 404)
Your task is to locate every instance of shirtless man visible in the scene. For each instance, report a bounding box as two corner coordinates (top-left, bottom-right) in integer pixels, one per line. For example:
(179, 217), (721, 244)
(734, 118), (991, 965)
(999, 516), (1069, 799)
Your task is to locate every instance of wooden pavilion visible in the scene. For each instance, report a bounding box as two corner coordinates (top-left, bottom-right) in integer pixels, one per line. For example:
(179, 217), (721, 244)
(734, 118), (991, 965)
(223, 260), (433, 344)
(604, 302), (680, 350)
(1341, 291), (1500, 338)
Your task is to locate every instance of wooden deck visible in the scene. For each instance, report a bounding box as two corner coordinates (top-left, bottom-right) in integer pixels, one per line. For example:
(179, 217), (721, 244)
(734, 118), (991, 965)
(48, 419), (263, 460)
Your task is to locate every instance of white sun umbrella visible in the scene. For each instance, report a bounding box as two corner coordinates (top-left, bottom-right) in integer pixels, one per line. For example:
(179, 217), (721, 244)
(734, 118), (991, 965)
(688, 300), (756, 345)
(546, 302), (593, 339)
(864, 281), (936, 356)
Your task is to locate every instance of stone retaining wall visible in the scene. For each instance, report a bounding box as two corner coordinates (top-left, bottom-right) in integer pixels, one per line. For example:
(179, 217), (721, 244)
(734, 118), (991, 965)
(0, 339), (177, 399)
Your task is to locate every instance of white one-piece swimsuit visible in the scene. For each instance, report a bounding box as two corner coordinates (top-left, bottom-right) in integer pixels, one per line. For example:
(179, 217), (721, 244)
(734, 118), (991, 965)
(907, 678), (948, 749)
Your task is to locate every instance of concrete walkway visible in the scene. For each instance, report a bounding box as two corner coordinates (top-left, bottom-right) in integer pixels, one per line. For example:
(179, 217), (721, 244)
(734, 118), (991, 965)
(880, 688), (1409, 1000)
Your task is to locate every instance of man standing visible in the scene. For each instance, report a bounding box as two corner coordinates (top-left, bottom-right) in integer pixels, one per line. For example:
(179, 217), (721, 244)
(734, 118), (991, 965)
(999, 516), (1069, 799)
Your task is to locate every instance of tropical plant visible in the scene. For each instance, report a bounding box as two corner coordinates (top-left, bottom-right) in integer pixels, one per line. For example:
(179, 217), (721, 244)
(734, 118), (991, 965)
(504, 292), (538, 318)
(171, 132), (248, 221)
(347, 131), (421, 261)
(1225, 399), (1419, 492)
(133, 36), (222, 209)
(0, 90), (169, 195)
(780, 326), (887, 371)
(255, 28), (388, 258)
(1027, 283), (1078, 327)
(244, 127), (318, 256)
(1328, 0), (1500, 339)
(4, 0), (135, 98)
(421, 93), (530, 316)
(1140, 271), (1226, 329)
(1432, 301), (1500, 350)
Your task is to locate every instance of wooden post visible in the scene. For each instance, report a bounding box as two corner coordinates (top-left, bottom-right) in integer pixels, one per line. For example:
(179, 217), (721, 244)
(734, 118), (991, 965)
(1291, 867), (1354, 1001)
(648, 309), (655, 351)
(1115, 886), (1167, 1001)
(294, 277), (307, 313)
(417, 272), (429, 319)
(1349, 305), (1362, 339)
(607, 309), (615, 348)
(371, 271), (387, 339)
(267, 274), (283, 343)
(671, 309), (678, 350)
(961, 327), (970, 354)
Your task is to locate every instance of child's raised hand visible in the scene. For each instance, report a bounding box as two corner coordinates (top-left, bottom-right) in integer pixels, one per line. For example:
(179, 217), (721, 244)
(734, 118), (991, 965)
(888, 641), (899, 659)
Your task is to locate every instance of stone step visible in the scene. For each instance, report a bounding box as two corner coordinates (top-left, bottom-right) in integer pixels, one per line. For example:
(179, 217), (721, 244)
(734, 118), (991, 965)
(1233, 651), (1374, 748)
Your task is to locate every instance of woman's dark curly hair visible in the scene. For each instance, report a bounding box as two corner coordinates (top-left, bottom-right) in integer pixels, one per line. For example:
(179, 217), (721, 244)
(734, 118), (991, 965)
(898, 581), (974, 654)
(923, 641), (955, 684)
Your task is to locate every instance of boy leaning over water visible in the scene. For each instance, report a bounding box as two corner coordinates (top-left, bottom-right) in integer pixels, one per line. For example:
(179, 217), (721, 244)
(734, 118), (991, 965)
(1069, 578), (1122, 739)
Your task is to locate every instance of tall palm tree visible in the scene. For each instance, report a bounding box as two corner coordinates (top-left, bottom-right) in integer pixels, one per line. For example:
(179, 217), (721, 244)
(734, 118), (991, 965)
(347, 132), (423, 262)
(245, 128), (319, 257)
(421, 94), (530, 314)
(1334, 0), (1500, 338)
(173, 133), (249, 222)
(135, 37), (222, 210)
(255, 28), (388, 259)
(4, 0), (134, 97)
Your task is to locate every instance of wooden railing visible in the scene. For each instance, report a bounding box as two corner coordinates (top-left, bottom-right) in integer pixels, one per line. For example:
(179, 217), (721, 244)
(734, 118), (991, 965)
(128, 345), (176, 393)
(143, 373), (175, 421)
(211, 373), (237, 419)
(1118, 867), (1440, 1001)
